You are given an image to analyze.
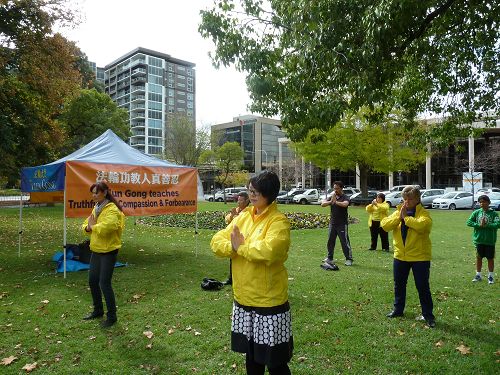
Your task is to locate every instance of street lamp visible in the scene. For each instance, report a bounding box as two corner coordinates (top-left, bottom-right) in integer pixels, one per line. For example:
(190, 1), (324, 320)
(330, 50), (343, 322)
(255, 149), (268, 165)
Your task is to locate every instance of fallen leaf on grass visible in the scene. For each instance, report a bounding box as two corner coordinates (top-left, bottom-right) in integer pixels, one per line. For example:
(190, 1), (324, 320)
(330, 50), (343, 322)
(89, 336), (96, 340)
(489, 320), (496, 324)
(146, 343), (152, 349)
(185, 326), (192, 331)
(456, 344), (471, 355)
(231, 363), (237, 369)
(167, 328), (174, 335)
(322, 319), (329, 324)
(194, 331), (201, 336)
(143, 331), (154, 339)
(494, 350), (500, 356)
(40, 300), (49, 304)
(297, 356), (307, 362)
(22, 362), (37, 372)
(1, 356), (17, 365)
(435, 340), (444, 348)
(397, 330), (405, 336)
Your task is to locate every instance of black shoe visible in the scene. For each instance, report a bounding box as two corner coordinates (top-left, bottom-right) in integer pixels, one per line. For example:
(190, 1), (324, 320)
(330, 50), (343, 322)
(383, 249), (390, 252)
(386, 311), (403, 318)
(83, 311), (104, 320)
(368, 248), (375, 251)
(223, 279), (232, 286)
(425, 319), (436, 328)
(101, 318), (117, 328)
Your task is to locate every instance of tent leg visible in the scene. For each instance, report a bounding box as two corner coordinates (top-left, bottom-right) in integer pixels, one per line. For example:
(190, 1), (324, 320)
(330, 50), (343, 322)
(63, 188), (67, 279)
(18, 192), (23, 257)
(195, 211), (198, 257)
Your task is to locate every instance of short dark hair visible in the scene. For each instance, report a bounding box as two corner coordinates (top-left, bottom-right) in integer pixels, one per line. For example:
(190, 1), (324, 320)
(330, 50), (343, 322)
(237, 191), (249, 200)
(333, 181), (344, 188)
(248, 170), (280, 205)
(377, 192), (386, 202)
(478, 194), (490, 203)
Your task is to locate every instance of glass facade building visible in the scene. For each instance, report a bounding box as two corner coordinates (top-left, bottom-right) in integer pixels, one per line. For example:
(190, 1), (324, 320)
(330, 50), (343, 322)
(102, 48), (195, 155)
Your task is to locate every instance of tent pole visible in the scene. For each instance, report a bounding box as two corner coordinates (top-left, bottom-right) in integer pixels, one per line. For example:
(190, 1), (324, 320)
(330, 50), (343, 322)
(18, 191), (23, 257)
(195, 211), (198, 257)
(63, 188), (67, 279)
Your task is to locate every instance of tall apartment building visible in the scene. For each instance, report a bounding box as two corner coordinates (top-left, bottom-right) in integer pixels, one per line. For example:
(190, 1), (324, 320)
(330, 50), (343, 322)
(103, 47), (195, 155)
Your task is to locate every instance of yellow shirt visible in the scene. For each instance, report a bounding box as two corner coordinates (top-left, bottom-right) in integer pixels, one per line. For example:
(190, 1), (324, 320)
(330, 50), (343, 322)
(366, 202), (390, 226)
(381, 204), (432, 261)
(211, 201), (291, 307)
(82, 203), (125, 253)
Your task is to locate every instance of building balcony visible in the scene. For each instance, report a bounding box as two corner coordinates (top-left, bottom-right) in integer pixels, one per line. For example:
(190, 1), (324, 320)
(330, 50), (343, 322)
(130, 103), (145, 111)
(131, 121), (145, 128)
(130, 94), (145, 102)
(130, 138), (146, 146)
(131, 68), (147, 76)
(131, 76), (146, 84)
(130, 112), (146, 121)
(130, 59), (146, 68)
(131, 85), (145, 93)
(131, 130), (145, 137)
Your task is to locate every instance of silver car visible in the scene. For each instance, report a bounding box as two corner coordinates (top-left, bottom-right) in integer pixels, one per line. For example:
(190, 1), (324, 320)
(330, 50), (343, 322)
(420, 189), (445, 208)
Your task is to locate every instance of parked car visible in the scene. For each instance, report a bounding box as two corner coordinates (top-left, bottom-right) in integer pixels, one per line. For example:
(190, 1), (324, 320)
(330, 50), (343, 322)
(204, 190), (223, 202)
(349, 191), (378, 206)
(420, 189), (445, 208)
(292, 189), (320, 205)
(472, 192), (500, 210)
(432, 191), (474, 210)
(277, 189), (305, 204)
(214, 187), (247, 202)
(385, 192), (403, 207)
(326, 187), (360, 199)
(473, 187), (500, 201)
(380, 184), (422, 195)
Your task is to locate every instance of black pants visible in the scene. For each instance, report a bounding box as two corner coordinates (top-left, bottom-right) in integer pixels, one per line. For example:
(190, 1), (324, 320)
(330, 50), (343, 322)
(392, 259), (434, 320)
(246, 353), (291, 375)
(88, 250), (118, 319)
(370, 221), (389, 250)
(327, 223), (352, 261)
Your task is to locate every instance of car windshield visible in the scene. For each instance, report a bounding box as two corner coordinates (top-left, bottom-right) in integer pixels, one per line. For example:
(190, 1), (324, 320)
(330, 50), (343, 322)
(488, 192), (500, 200)
(441, 192), (457, 199)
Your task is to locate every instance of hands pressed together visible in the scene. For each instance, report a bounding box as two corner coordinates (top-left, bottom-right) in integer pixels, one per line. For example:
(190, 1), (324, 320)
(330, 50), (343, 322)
(86, 214), (96, 232)
(231, 225), (245, 251)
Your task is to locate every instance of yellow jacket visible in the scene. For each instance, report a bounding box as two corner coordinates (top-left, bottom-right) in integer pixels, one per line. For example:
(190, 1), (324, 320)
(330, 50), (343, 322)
(82, 203), (125, 253)
(381, 203), (432, 261)
(365, 201), (390, 227)
(211, 201), (291, 307)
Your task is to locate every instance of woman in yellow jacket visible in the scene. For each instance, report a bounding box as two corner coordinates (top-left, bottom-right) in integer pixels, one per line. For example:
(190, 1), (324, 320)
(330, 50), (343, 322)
(381, 186), (435, 328)
(82, 182), (125, 328)
(211, 171), (293, 375)
(365, 192), (390, 251)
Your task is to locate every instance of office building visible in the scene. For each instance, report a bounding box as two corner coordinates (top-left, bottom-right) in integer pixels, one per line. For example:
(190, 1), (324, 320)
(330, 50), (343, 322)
(103, 47), (195, 155)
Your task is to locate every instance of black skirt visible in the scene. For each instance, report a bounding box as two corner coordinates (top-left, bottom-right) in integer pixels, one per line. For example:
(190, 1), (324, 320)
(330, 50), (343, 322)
(231, 300), (293, 367)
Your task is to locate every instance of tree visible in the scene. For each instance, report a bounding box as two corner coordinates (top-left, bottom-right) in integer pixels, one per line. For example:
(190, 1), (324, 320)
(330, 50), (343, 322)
(199, 1), (499, 143)
(200, 142), (244, 202)
(293, 109), (426, 194)
(58, 88), (131, 154)
(164, 114), (210, 166)
(0, 0), (81, 185)
(225, 170), (250, 187)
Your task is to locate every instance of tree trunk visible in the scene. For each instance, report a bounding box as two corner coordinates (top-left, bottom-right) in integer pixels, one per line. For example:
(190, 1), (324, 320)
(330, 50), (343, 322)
(359, 164), (369, 196)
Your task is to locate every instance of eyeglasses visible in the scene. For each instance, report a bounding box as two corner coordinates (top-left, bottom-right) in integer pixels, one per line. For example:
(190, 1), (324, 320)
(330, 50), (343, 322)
(248, 188), (261, 197)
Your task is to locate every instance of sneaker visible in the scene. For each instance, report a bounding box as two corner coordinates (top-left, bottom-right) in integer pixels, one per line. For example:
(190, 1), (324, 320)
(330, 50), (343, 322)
(472, 274), (482, 282)
(344, 259), (353, 266)
(488, 276), (494, 284)
(323, 257), (334, 265)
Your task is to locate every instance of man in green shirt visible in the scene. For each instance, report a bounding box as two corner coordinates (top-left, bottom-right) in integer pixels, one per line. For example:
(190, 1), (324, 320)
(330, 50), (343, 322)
(466, 195), (500, 284)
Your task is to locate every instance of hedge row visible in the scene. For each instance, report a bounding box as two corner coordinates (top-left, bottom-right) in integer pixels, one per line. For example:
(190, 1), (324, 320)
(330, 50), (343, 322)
(138, 211), (359, 231)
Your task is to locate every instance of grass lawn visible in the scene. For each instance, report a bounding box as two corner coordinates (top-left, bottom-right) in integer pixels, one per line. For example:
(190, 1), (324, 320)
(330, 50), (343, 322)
(0, 202), (498, 374)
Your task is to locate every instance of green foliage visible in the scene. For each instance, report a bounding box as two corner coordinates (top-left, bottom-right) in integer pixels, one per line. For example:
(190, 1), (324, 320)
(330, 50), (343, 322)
(138, 210), (359, 230)
(212, 142), (244, 188)
(199, 0), (499, 143)
(0, 0), (82, 186)
(0, 205), (497, 373)
(58, 89), (130, 154)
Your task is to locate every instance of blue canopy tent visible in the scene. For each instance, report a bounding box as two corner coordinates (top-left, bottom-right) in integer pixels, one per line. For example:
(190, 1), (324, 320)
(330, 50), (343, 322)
(20, 129), (203, 277)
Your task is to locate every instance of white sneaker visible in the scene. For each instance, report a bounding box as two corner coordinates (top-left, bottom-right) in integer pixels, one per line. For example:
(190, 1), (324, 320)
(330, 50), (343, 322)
(488, 276), (494, 284)
(344, 259), (353, 266)
(472, 274), (482, 282)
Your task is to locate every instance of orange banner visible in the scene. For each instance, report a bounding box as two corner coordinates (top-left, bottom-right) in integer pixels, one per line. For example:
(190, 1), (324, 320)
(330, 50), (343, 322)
(65, 161), (198, 218)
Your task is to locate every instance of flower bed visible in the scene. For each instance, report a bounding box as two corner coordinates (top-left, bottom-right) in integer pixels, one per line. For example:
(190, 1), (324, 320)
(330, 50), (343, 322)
(138, 211), (359, 231)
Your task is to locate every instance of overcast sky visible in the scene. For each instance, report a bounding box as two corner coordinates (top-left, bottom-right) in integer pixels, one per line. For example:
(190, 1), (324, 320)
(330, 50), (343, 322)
(62, 0), (252, 128)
